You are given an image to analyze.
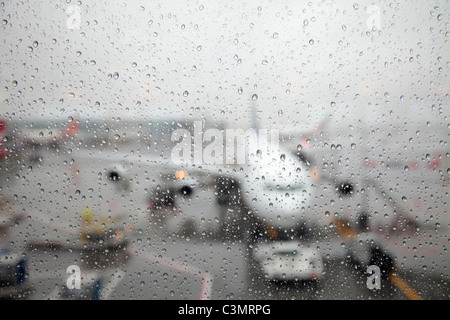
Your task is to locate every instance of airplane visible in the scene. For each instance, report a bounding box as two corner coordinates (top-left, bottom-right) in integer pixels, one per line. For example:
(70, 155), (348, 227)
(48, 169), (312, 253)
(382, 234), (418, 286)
(19, 116), (79, 150)
(137, 110), (447, 295)
(129, 109), (343, 251)
(139, 110), (448, 239)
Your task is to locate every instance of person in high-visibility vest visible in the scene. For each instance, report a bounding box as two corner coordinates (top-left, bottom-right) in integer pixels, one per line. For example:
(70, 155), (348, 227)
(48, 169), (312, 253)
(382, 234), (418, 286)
(80, 206), (92, 242)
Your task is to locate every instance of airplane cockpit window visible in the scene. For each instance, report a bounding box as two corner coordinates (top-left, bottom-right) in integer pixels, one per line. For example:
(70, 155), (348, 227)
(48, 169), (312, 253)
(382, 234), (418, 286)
(0, 0), (448, 307)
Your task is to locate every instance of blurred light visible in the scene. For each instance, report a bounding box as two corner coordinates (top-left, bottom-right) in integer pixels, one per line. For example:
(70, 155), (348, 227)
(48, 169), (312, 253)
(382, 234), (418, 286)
(309, 166), (320, 181)
(175, 169), (188, 179)
(114, 230), (124, 240)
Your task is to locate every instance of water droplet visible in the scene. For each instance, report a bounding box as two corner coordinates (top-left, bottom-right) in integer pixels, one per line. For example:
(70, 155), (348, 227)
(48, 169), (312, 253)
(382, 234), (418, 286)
(113, 72), (119, 79)
(252, 94), (258, 100)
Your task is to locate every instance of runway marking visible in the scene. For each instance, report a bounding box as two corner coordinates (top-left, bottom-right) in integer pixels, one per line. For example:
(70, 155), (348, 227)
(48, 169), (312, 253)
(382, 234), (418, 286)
(332, 217), (424, 300)
(332, 217), (355, 240)
(135, 249), (212, 300)
(100, 269), (126, 300)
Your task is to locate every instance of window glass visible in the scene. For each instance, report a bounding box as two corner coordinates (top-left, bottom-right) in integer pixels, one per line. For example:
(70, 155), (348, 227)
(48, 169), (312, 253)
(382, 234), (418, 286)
(0, 0), (448, 301)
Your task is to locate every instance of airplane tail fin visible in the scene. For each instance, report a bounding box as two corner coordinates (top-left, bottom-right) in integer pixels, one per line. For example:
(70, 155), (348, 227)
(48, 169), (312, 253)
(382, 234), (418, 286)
(0, 118), (6, 136)
(249, 95), (259, 131)
(299, 115), (330, 149)
(0, 118), (10, 158)
(59, 116), (79, 138)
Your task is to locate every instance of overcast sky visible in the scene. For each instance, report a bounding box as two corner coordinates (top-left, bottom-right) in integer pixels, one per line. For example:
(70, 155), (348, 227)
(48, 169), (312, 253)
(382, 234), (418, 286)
(0, 0), (448, 133)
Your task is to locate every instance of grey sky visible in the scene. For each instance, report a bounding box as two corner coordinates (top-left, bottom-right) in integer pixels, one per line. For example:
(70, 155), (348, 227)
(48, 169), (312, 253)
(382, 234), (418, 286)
(0, 0), (448, 133)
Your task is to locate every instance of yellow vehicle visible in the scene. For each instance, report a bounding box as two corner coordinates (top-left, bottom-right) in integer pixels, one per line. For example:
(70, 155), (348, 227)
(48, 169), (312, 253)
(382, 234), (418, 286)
(79, 206), (129, 247)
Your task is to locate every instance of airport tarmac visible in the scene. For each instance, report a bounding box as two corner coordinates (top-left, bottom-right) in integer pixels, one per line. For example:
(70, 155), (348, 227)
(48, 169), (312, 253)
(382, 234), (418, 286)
(0, 142), (448, 300)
